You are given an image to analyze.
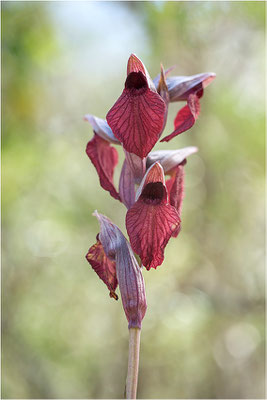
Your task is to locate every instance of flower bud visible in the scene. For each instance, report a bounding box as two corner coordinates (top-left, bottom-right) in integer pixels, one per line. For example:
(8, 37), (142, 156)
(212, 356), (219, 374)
(94, 211), (147, 329)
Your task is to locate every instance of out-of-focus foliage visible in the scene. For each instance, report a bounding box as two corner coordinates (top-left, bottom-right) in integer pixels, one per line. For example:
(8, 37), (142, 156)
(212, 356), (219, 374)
(2, 1), (265, 399)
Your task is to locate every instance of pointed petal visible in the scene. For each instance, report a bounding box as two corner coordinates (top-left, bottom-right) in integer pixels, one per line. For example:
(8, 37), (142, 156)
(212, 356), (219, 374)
(86, 134), (121, 201)
(147, 146), (198, 173)
(135, 162), (166, 201)
(84, 114), (120, 144)
(127, 53), (146, 75)
(157, 64), (169, 137)
(125, 151), (146, 184)
(94, 211), (147, 328)
(106, 86), (166, 158)
(86, 239), (118, 300)
(160, 94), (200, 143)
(157, 64), (170, 104)
(153, 65), (176, 89)
(119, 159), (136, 209)
(167, 72), (216, 102)
(127, 53), (156, 92)
(126, 201), (180, 270)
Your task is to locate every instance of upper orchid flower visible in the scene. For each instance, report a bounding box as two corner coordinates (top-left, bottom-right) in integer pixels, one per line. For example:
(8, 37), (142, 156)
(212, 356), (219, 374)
(106, 54), (166, 159)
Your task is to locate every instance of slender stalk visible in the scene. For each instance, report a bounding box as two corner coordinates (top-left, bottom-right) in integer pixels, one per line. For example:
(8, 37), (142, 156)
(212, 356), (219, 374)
(126, 327), (141, 399)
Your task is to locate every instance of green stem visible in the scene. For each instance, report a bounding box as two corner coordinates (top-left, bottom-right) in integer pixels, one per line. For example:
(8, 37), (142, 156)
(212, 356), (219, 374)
(126, 328), (141, 399)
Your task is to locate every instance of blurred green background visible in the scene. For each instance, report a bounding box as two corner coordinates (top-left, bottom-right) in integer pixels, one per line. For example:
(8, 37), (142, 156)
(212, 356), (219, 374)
(2, 1), (265, 399)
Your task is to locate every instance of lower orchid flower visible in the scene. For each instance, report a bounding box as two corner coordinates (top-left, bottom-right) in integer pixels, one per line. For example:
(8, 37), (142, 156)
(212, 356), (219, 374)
(126, 162), (181, 270)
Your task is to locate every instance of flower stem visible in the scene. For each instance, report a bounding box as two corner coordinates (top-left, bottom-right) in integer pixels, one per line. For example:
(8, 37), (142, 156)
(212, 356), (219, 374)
(126, 327), (141, 399)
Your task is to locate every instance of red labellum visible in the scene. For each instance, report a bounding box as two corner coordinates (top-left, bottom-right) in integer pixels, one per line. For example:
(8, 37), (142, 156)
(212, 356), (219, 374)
(126, 201), (180, 270)
(86, 134), (121, 201)
(161, 93), (200, 143)
(86, 239), (118, 300)
(107, 54), (166, 158)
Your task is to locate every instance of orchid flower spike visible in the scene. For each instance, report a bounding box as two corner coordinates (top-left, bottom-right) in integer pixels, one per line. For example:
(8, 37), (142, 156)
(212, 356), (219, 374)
(84, 53), (215, 399)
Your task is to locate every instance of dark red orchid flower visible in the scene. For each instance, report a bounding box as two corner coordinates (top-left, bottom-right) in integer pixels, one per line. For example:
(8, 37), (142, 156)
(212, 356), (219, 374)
(126, 162), (180, 270)
(146, 147), (198, 238)
(106, 54), (166, 159)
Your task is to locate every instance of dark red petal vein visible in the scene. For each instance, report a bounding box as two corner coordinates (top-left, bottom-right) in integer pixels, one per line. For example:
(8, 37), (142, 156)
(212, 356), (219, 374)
(107, 88), (166, 158)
